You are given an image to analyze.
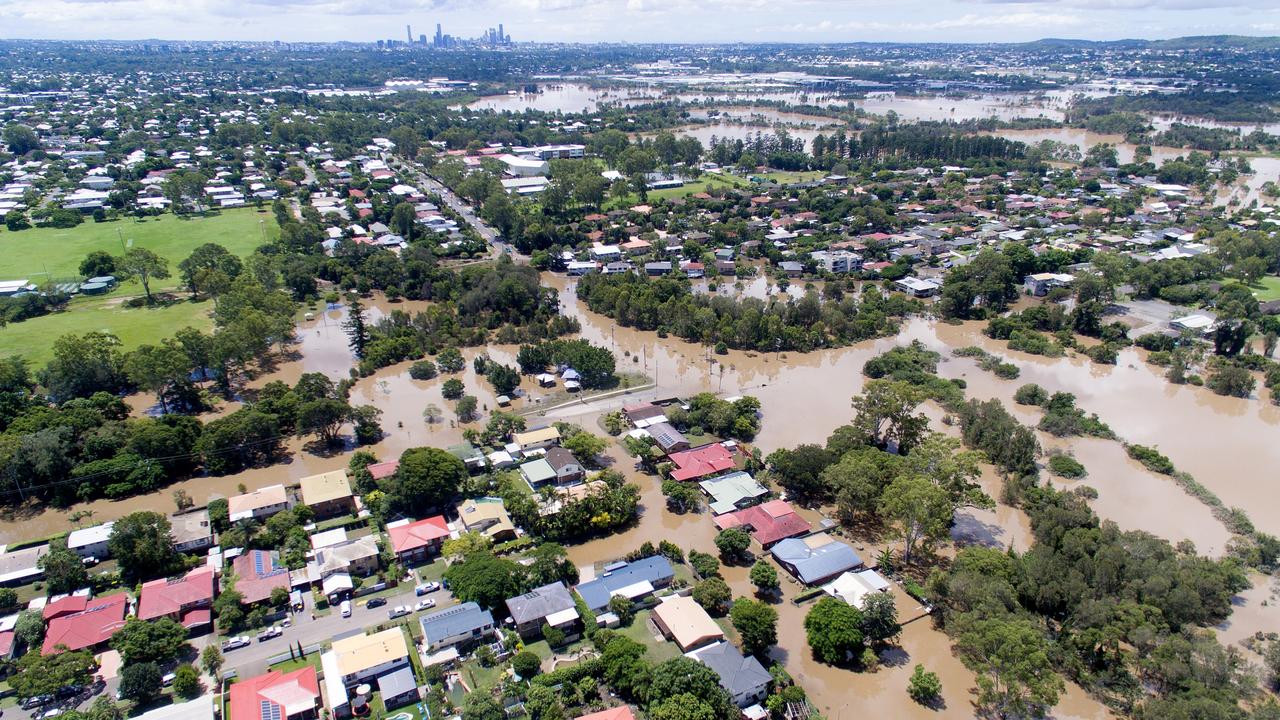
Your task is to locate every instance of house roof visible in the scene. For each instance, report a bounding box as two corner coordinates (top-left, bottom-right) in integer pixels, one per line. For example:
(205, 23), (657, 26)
(136, 695), (215, 720)
(456, 498), (516, 539)
(688, 642), (772, 700)
(713, 500), (810, 546)
(169, 509), (213, 546)
(232, 550), (292, 604)
(330, 628), (409, 676)
(419, 602), (495, 644)
(0, 544), (48, 584)
(228, 484), (288, 519)
(821, 570), (890, 609)
(138, 566), (215, 622)
(376, 666), (418, 699)
(388, 516), (450, 554)
(313, 537), (380, 577)
(668, 443), (735, 482)
(622, 403), (666, 423)
(367, 460), (400, 480)
(506, 582), (576, 626)
(519, 458), (557, 485)
(575, 556), (674, 611)
(513, 427), (560, 446)
(699, 472), (769, 515)
(42, 592), (129, 654)
(647, 422), (688, 451)
(544, 447), (580, 473)
(652, 595), (724, 651)
(66, 522), (113, 550)
(770, 536), (863, 585)
(42, 593), (90, 620)
(229, 667), (320, 720)
(576, 708), (636, 720)
(298, 470), (352, 507)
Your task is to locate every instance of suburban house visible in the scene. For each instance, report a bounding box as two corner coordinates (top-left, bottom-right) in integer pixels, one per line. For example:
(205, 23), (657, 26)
(651, 595), (724, 652)
(576, 707), (636, 720)
(713, 500), (811, 548)
(810, 249), (863, 274)
(170, 509), (215, 554)
(0, 544), (48, 586)
(376, 666), (421, 711)
(543, 447), (585, 484)
(698, 472), (769, 515)
(232, 549), (292, 605)
(298, 470), (357, 519)
(0, 614), (17, 660)
(67, 522), (113, 559)
(1023, 272), (1074, 296)
(366, 460), (400, 482)
(387, 516), (451, 564)
(821, 569), (892, 610)
(519, 458), (557, 488)
(574, 555), (675, 613)
(512, 427), (560, 452)
(1170, 313), (1215, 335)
(667, 443), (736, 482)
(228, 484), (291, 523)
(893, 277), (941, 298)
(229, 667), (322, 720)
(137, 566), (216, 631)
(770, 535), (864, 586)
(646, 422), (690, 454)
(505, 582), (580, 639)
(419, 601), (497, 654)
(622, 402), (667, 427)
(456, 498), (518, 542)
(321, 629), (413, 719)
(687, 642), (772, 708)
(42, 592), (129, 655)
(310, 537), (380, 600)
(134, 693), (214, 720)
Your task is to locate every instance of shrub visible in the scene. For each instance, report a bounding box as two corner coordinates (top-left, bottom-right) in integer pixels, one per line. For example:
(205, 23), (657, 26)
(1047, 454), (1086, 479)
(1126, 444), (1175, 474)
(1014, 383), (1048, 406)
(409, 361), (438, 380)
(907, 664), (942, 704)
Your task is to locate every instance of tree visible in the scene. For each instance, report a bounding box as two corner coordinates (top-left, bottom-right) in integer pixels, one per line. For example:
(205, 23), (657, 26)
(689, 550), (720, 578)
(860, 591), (901, 646)
(442, 377), (465, 399)
(1206, 363), (1255, 398)
(343, 295), (370, 360)
(767, 444), (836, 502)
(118, 247), (171, 304)
(443, 552), (528, 610)
(851, 380), (928, 453)
(648, 657), (735, 720)
(462, 693), (504, 720)
(878, 476), (952, 563)
(108, 511), (178, 583)
(86, 696), (125, 720)
(39, 331), (128, 400)
(562, 431), (607, 463)
(749, 560), (779, 594)
(124, 340), (191, 413)
(650, 694), (719, 720)
(11, 649), (96, 699)
(3, 123), (39, 154)
(905, 433), (993, 513)
(486, 363), (520, 395)
(456, 395), (479, 422)
(804, 597), (864, 665)
(956, 618), (1063, 719)
(907, 665), (942, 705)
(170, 663), (201, 698)
(608, 595), (636, 625)
(118, 661), (163, 704)
(80, 250), (117, 278)
(714, 528), (752, 564)
(939, 249), (1016, 319)
(730, 598), (778, 656)
(111, 617), (190, 666)
(512, 650), (541, 679)
(442, 531), (493, 559)
(526, 543), (577, 586)
(39, 540), (89, 594)
(14, 610), (44, 650)
(200, 645), (224, 678)
(178, 243), (242, 298)
(691, 577), (732, 616)
(662, 479), (702, 513)
(298, 397), (350, 445)
(352, 404), (383, 445)
(436, 347), (465, 373)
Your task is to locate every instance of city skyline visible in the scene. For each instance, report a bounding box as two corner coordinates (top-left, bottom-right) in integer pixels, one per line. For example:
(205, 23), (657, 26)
(1, 0), (1279, 44)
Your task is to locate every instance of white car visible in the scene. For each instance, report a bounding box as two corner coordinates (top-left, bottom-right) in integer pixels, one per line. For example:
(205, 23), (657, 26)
(415, 599), (436, 611)
(257, 627), (283, 642)
(222, 636), (251, 651)
(387, 606), (412, 619)
(414, 582), (440, 596)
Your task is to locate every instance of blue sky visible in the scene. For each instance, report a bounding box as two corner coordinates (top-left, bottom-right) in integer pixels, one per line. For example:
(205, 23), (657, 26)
(1, 0), (1278, 43)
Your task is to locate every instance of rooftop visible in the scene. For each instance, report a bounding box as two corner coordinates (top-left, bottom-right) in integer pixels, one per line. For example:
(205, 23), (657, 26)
(298, 470), (353, 506)
(668, 443), (735, 482)
(42, 592), (129, 654)
(387, 516), (450, 554)
(330, 628), (410, 677)
(229, 667), (320, 720)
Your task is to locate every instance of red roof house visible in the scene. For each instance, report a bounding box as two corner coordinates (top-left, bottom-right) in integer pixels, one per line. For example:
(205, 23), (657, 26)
(713, 500), (811, 547)
(668, 444), (735, 482)
(232, 550), (291, 605)
(138, 566), (216, 629)
(576, 708), (636, 720)
(42, 592), (129, 655)
(388, 516), (450, 563)
(229, 667), (322, 720)
(42, 594), (90, 621)
(367, 460), (400, 481)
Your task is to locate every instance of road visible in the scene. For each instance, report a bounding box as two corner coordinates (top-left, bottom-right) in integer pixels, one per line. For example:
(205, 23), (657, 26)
(387, 155), (515, 256)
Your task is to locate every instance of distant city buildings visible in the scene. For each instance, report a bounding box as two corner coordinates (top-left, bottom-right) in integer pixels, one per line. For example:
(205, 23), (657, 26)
(381, 20), (511, 49)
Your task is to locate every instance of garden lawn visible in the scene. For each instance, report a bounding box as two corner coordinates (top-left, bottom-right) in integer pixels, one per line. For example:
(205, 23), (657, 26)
(1250, 276), (1280, 302)
(0, 207), (276, 286)
(617, 609), (681, 663)
(0, 296), (216, 366)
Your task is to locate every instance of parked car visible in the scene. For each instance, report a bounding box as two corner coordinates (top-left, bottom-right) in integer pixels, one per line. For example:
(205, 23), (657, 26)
(39, 709), (63, 720)
(222, 636), (251, 651)
(414, 582), (440, 596)
(365, 597), (387, 609)
(415, 599), (436, 611)
(257, 627), (283, 642)
(340, 600), (352, 618)
(387, 606), (411, 619)
(54, 685), (82, 699)
(161, 673), (176, 687)
(21, 696), (51, 710)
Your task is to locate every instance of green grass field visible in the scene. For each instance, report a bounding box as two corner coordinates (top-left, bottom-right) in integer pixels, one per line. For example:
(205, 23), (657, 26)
(0, 207), (275, 286)
(0, 208), (278, 365)
(1250, 276), (1280, 302)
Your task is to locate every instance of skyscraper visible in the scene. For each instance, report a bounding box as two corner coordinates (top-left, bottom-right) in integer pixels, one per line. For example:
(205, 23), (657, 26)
(499, 24), (504, 43)
(406, 24), (412, 44)
(434, 23), (443, 48)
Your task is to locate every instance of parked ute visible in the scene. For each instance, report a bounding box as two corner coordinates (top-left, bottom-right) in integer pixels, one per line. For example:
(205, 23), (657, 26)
(222, 636), (251, 651)
(257, 627), (283, 642)
(387, 606), (411, 619)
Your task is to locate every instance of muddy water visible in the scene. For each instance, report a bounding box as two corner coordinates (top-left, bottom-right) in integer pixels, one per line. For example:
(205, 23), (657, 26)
(1214, 572), (1280, 659)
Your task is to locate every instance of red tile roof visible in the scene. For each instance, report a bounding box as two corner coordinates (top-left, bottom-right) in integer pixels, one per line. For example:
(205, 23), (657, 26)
(669, 444), (735, 482)
(42, 594), (89, 621)
(42, 593), (128, 655)
(230, 667), (321, 720)
(138, 567), (215, 622)
(388, 516), (450, 554)
(367, 460), (400, 480)
(576, 708), (636, 720)
(233, 550), (291, 605)
(713, 500), (811, 546)
(0, 631), (14, 658)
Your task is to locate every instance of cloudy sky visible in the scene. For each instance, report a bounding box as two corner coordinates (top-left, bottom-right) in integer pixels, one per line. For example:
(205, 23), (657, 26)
(2, 0), (1278, 43)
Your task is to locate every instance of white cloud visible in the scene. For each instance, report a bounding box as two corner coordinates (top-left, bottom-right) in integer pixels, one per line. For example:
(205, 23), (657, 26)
(778, 11), (1085, 34)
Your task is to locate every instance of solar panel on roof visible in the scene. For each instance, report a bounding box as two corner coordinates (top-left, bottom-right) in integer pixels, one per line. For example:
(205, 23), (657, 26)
(260, 700), (281, 720)
(254, 553), (265, 575)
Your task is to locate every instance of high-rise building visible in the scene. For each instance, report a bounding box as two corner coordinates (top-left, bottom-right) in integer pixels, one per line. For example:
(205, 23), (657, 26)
(406, 24), (412, 44)
(498, 24), (504, 43)
(434, 23), (443, 48)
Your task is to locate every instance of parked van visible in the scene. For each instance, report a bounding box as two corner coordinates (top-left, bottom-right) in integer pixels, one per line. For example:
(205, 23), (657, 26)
(340, 600), (352, 618)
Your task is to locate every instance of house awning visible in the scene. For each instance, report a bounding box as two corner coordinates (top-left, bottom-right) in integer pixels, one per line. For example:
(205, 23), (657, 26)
(180, 608), (212, 629)
(544, 607), (580, 627)
(610, 580), (655, 601)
